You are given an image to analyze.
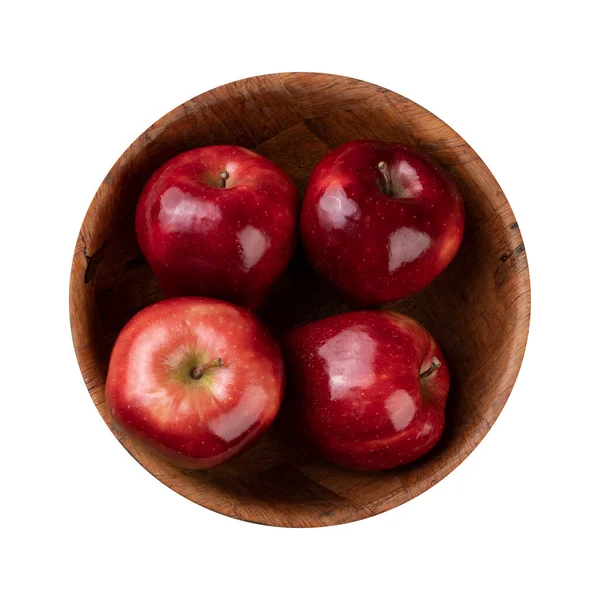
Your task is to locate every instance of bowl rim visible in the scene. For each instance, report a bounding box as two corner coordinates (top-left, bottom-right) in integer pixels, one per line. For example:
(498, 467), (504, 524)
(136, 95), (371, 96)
(69, 71), (531, 528)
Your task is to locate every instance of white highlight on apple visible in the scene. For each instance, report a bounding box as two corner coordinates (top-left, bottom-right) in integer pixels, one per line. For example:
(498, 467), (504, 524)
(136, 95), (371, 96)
(419, 421), (434, 437)
(159, 187), (222, 232)
(385, 390), (416, 431)
(318, 327), (376, 399)
(388, 227), (431, 272)
(391, 160), (424, 198)
(237, 225), (269, 271)
(317, 182), (360, 229)
(126, 324), (170, 390)
(209, 385), (266, 442)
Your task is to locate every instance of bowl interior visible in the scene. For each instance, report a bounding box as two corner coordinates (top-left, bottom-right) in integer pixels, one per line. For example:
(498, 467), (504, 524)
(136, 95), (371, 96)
(70, 72), (530, 527)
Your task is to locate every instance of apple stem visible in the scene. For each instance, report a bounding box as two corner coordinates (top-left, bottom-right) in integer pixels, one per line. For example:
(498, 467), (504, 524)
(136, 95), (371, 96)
(191, 358), (225, 379)
(420, 357), (441, 380)
(219, 171), (230, 188)
(378, 161), (393, 197)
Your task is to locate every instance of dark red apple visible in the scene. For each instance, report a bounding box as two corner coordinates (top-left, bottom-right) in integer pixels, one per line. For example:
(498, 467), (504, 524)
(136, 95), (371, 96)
(136, 145), (298, 309)
(282, 310), (449, 470)
(301, 140), (464, 307)
(105, 297), (284, 469)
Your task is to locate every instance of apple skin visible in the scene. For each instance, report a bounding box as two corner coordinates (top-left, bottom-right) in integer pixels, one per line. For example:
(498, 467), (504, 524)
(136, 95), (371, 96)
(105, 297), (285, 469)
(281, 310), (450, 470)
(301, 140), (465, 307)
(136, 145), (298, 309)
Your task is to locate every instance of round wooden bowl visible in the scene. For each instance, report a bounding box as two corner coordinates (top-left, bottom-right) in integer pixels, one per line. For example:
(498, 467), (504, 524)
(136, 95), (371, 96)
(70, 72), (530, 527)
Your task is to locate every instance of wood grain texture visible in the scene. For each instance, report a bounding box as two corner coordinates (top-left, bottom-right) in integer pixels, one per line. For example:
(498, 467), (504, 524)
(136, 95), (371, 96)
(69, 72), (530, 527)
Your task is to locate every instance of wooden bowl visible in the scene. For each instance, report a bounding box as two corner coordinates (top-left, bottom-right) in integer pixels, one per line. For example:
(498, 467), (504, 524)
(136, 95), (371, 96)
(69, 72), (530, 527)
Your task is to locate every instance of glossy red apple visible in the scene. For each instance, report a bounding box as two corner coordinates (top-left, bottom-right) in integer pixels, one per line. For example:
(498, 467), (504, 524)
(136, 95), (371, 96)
(301, 140), (465, 307)
(105, 297), (284, 469)
(282, 310), (449, 470)
(136, 145), (298, 309)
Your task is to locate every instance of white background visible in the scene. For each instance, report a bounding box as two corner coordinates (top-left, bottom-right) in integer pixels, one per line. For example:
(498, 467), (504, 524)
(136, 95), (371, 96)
(2, 2), (598, 598)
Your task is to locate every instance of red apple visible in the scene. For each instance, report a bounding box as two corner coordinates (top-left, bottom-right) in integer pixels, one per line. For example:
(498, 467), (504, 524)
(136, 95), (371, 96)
(301, 140), (465, 307)
(282, 310), (449, 470)
(105, 297), (284, 469)
(136, 145), (298, 309)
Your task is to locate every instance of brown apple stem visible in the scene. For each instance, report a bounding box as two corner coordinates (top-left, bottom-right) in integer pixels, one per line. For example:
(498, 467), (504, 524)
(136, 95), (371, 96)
(219, 171), (230, 188)
(420, 357), (441, 379)
(191, 358), (224, 379)
(378, 161), (393, 196)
